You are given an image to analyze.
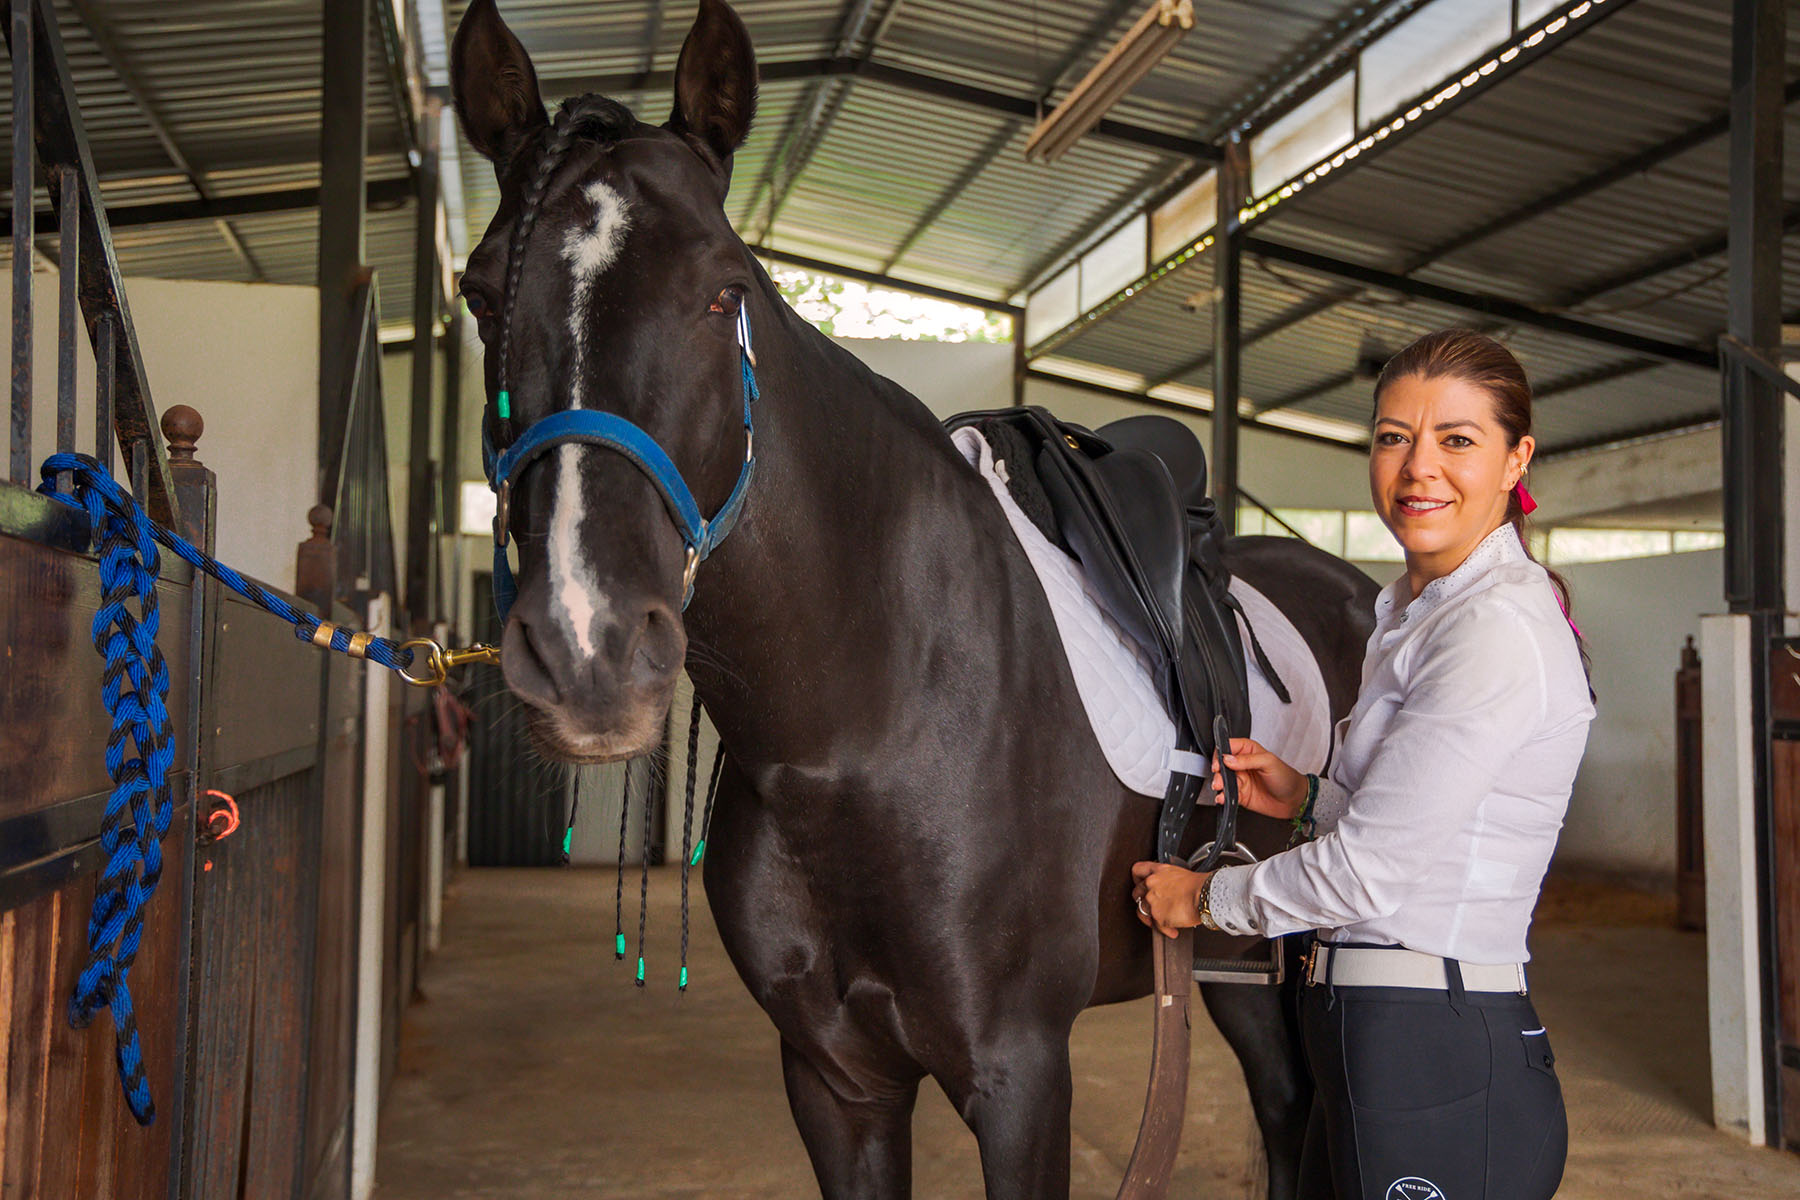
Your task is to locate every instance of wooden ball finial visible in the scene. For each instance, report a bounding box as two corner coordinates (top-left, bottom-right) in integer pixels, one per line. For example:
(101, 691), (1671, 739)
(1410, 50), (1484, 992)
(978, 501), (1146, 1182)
(308, 505), (334, 539)
(161, 405), (203, 461)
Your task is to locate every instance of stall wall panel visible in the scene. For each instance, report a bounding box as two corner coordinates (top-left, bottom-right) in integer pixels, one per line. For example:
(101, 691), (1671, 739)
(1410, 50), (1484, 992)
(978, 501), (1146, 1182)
(1554, 549), (1724, 883)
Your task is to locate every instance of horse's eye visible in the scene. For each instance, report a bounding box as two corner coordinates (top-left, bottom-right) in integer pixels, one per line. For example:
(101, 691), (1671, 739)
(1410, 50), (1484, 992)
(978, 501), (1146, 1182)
(463, 289), (493, 320)
(710, 286), (744, 316)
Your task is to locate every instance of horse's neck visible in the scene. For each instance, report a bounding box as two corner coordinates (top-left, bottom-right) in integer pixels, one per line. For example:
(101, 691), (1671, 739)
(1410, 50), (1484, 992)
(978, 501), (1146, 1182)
(682, 301), (1022, 773)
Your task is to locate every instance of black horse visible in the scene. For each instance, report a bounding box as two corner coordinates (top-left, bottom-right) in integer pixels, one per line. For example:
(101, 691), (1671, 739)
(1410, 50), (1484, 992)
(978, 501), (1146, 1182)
(451, 2), (1377, 1195)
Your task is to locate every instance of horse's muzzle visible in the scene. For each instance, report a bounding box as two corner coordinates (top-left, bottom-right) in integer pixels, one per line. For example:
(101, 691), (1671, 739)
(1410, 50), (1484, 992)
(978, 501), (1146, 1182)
(500, 589), (685, 760)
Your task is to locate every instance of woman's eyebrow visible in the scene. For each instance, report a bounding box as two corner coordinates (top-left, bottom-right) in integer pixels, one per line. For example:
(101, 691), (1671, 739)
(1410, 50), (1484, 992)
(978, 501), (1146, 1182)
(1434, 419), (1483, 432)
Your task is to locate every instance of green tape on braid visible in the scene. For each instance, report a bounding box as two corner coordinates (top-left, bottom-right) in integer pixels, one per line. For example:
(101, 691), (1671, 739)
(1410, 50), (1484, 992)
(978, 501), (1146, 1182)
(635, 957), (646, 984)
(690, 839), (706, 866)
(615, 933), (626, 958)
(497, 389), (511, 420)
(679, 967), (689, 989)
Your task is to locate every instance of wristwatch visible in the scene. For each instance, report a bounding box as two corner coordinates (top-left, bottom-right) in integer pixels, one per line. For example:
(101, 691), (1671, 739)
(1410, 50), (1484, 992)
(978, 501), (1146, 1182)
(1196, 874), (1220, 932)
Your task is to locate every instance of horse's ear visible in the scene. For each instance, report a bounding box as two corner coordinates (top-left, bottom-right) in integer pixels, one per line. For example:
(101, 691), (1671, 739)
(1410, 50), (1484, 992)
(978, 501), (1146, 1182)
(451, 0), (550, 166)
(667, 0), (758, 172)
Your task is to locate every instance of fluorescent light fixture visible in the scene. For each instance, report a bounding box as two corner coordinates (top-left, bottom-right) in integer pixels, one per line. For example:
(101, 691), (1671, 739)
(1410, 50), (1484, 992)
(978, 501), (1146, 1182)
(1025, 0), (1195, 163)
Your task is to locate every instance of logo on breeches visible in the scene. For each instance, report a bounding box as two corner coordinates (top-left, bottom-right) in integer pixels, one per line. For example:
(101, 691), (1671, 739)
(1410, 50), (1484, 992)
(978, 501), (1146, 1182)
(1386, 1179), (1447, 1200)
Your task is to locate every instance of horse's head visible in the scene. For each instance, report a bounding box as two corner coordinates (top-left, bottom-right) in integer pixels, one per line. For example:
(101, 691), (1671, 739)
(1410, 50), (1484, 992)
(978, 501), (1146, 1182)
(452, 0), (759, 761)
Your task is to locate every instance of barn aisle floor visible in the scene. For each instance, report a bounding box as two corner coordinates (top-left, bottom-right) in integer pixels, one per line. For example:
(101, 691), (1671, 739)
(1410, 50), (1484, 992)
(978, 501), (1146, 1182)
(374, 868), (1800, 1198)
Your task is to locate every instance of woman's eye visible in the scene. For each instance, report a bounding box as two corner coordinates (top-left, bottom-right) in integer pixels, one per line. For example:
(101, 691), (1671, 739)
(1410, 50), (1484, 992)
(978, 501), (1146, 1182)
(464, 290), (493, 320)
(1444, 435), (1472, 448)
(1375, 432), (1405, 446)
(710, 286), (744, 316)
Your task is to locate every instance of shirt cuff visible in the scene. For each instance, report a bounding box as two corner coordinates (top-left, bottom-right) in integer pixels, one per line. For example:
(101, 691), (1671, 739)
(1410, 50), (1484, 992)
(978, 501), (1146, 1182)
(1310, 776), (1351, 836)
(1206, 865), (1262, 937)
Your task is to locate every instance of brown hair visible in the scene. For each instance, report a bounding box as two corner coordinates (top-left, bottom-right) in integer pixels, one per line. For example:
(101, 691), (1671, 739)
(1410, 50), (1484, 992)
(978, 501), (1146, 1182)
(1372, 329), (1590, 676)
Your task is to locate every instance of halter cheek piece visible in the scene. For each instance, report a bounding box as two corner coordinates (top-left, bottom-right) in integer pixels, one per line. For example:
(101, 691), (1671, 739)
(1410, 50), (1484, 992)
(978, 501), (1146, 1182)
(482, 306), (760, 621)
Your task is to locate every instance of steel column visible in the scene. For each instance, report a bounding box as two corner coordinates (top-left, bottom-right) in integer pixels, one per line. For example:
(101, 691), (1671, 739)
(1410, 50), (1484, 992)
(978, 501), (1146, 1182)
(10, 0), (31, 486)
(318, 0), (370, 502)
(1210, 134), (1246, 532)
(1723, 0), (1784, 615)
(405, 100), (441, 626)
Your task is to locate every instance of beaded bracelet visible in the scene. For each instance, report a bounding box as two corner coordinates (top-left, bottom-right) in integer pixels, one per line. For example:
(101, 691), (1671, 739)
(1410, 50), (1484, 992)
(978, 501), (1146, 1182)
(1288, 774), (1320, 846)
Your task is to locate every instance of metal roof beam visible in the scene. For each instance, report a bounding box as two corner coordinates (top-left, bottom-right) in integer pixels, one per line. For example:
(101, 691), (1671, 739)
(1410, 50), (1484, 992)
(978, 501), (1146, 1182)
(2, 177), (416, 236)
(1018, 0), (1637, 343)
(547, 57), (1216, 161)
(879, 122), (1018, 274)
(1555, 199), (1800, 309)
(880, 0), (1151, 276)
(1024, 368), (1367, 453)
(750, 244), (1021, 313)
(1243, 236), (1717, 368)
(63, 0), (265, 279)
(741, 0), (897, 242)
(1154, 84), (1800, 385)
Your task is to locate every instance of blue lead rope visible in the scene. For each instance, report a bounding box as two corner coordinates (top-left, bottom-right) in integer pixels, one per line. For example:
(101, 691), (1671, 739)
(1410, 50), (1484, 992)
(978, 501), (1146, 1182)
(36, 452), (421, 1124)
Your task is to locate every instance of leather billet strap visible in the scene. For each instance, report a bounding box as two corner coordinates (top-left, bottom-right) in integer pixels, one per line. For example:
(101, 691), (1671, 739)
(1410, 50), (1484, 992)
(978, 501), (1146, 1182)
(1116, 929), (1194, 1199)
(484, 308), (760, 621)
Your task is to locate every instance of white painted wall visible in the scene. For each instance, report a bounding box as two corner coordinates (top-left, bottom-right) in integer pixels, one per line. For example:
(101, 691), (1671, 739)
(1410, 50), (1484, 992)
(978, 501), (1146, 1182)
(1551, 550), (1723, 882)
(7, 274), (318, 592)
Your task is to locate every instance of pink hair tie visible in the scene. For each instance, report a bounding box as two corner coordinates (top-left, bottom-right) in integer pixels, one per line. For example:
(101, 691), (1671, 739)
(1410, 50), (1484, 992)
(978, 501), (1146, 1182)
(1514, 481), (1537, 515)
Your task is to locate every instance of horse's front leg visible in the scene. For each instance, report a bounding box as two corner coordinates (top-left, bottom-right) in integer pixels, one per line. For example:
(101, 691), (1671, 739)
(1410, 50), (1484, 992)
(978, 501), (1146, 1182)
(942, 1030), (1075, 1200)
(781, 1037), (923, 1200)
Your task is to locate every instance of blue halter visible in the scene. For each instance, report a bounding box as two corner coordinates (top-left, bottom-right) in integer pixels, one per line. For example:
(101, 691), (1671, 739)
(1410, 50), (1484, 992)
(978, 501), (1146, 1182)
(483, 307), (760, 621)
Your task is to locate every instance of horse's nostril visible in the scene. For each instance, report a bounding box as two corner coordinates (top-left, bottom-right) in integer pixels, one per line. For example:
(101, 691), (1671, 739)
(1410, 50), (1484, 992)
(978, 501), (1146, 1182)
(629, 602), (684, 683)
(501, 612), (565, 709)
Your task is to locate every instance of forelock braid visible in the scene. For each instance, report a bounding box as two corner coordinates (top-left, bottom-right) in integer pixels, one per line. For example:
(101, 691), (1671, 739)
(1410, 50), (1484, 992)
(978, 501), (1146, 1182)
(496, 107), (583, 408)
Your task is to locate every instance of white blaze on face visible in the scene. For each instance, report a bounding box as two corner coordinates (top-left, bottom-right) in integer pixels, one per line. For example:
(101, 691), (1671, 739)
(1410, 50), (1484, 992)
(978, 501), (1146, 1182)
(548, 179), (632, 658)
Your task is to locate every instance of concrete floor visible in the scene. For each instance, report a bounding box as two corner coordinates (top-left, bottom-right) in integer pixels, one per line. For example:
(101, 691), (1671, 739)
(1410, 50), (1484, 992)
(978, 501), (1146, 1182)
(374, 869), (1800, 1198)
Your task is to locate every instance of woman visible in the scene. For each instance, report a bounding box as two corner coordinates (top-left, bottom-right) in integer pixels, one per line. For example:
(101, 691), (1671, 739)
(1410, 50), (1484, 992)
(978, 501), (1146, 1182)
(1133, 328), (1594, 1200)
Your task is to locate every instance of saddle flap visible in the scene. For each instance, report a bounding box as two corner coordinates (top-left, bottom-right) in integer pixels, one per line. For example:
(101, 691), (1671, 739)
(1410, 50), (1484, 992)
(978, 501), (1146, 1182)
(1035, 441), (1186, 668)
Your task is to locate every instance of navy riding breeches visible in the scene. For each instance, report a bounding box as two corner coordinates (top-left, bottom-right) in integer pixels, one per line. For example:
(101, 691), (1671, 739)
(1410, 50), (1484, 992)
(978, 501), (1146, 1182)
(1297, 964), (1567, 1199)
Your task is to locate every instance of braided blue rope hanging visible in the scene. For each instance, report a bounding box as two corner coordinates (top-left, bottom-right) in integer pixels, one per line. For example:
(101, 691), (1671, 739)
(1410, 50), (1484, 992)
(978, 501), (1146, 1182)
(36, 451), (428, 1124)
(42, 454), (178, 1124)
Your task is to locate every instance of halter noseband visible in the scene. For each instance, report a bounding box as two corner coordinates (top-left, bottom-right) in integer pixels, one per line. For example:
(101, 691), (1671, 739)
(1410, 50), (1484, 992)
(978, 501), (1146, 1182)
(482, 306), (760, 621)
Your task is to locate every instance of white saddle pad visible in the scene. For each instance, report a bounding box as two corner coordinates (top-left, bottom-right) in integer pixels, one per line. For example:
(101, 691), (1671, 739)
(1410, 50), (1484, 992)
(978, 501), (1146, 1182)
(952, 427), (1332, 797)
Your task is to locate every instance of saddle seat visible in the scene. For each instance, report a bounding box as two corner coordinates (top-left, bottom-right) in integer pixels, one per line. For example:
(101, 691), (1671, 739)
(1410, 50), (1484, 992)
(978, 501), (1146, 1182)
(944, 406), (1286, 867)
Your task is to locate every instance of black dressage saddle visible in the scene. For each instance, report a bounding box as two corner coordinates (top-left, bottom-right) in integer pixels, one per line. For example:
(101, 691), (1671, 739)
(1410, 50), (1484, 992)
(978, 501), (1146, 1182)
(945, 406), (1288, 870)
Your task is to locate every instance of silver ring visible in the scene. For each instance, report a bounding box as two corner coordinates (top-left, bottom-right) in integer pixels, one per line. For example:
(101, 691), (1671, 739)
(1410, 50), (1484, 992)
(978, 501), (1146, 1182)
(1136, 897), (1149, 918)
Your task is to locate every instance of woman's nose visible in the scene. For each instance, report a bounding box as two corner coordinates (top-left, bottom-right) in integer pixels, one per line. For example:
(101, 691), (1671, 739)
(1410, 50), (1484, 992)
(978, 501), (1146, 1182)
(1402, 443), (1441, 479)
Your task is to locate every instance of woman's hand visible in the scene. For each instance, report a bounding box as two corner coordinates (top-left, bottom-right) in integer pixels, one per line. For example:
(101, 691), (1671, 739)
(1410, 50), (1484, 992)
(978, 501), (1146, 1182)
(1210, 737), (1308, 822)
(1130, 861), (1212, 939)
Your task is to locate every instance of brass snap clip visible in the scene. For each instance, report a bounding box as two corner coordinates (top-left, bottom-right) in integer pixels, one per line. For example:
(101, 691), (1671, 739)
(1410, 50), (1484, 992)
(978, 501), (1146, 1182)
(398, 638), (502, 688)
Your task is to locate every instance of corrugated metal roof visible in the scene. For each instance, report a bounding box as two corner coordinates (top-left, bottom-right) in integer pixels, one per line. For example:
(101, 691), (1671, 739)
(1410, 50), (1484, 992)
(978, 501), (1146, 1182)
(0, 0), (1786, 456)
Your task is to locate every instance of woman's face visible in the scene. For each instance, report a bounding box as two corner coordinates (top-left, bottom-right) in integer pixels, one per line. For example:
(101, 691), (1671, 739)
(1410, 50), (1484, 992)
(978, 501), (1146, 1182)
(1369, 373), (1533, 568)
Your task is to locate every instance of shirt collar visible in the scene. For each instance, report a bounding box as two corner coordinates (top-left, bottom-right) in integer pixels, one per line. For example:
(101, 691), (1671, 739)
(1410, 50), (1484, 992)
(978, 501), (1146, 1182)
(1375, 523), (1528, 628)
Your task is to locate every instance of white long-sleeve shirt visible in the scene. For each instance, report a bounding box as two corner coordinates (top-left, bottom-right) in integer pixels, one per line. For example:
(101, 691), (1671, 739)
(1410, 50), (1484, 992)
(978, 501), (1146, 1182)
(1207, 524), (1595, 964)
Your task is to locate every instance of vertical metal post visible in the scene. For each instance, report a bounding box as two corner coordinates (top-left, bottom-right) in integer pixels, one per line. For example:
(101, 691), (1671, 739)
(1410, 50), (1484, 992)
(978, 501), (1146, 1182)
(10, 0), (34, 486)
(94, 311), (113, 473)
(1724, 0), (1784, 614)
(54, 162), (75, 489)
(1210, 133), (1246, 533)
(439, 306), (464, 633)
(318, 0), (370, 501)
(405, 98), (440, 627)
(1726, 0), (1787, 1149)
(1012, 318), (1027, 407)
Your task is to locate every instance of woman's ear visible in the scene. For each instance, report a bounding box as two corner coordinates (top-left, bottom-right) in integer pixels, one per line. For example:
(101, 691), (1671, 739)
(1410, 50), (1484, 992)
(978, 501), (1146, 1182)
(451, 0), (550, 168)
(1509, 434), (1536, 488)
(667, 0), (758, 178)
